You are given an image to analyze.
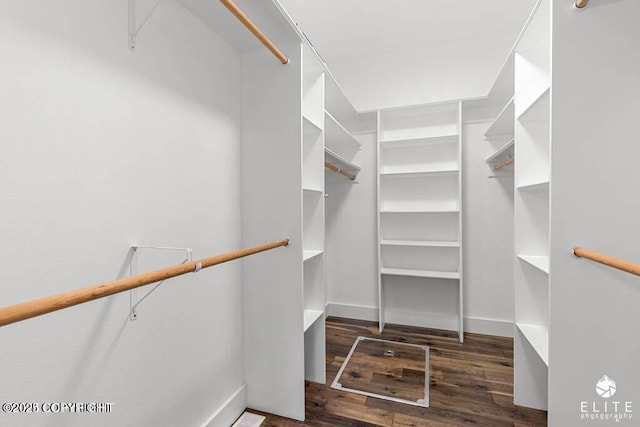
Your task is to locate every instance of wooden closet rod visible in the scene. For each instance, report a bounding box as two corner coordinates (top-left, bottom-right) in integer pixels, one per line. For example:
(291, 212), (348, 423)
(219, 0), (289, 64)
(575, 0), (590, 8)
(573, 247), (640, 277)
(494, 156), (514, 171)
(0, 239), (289, 328)
(325, 161), (355, 181)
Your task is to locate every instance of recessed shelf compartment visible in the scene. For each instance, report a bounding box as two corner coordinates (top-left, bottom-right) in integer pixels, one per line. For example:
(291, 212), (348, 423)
(485, 97), (515, 139)
(380, 208), (459, 214)
(517, 323), (549, 366)
(381, 268), (460, 280)
(381, 240), (459, 248)
(518, 255), (549, 274)
(303, 309), (324, 332)
(324, 110), (360, 152)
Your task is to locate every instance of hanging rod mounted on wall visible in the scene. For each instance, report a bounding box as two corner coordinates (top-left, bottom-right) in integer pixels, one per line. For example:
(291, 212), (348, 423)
(325, 161), (356, 181)
(573, 247), (640, 277)
(575, 0), (590, 9)
(0, 239), (289, 328)
(219, 0), (289, 64)
(494, 155), (514, 171)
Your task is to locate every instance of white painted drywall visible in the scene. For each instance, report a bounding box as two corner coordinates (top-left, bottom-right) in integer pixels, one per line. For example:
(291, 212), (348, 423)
(548, 0), (640, 424)
(0, 1), (244, 426)
(325, 133), (379, 320)
(462, 122), (515, 337)
(329, 35), (516, 112)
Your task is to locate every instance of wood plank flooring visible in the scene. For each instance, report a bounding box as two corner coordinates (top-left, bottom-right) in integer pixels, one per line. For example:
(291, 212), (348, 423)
(252, 317), (547, 426)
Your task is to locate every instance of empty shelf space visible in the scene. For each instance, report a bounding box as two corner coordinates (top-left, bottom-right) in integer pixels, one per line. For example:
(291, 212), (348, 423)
(518, 87), (550, 121)
(380, 169), (459, 178)
(518, 255), (549, 274)
(517, 323), (549, 366)
(303, 115), (323, 133)
(381, 240), (459, 248)
(303, 309), (324, 332)
(485, 139), (515, 164)
(485, 97), (515, 138)
(380, 134), (459, 149)
(303, 250), (323, 262)
(516, 180), (549, 192)
(325, 110), (360, 151)
(381, 268), (460, 280)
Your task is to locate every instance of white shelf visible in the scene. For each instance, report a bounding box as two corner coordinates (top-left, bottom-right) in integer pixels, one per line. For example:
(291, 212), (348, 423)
(324, 110), (360, 151)
(517, 180), (549, 192)
(303, 187), (323, 194)
(303, 250), (323, 262)
(517, 323), (549, 366)
(518, 255), (549, 274)
(485, 138), (515, 164)
(380, 209), (459, 214)
(325, 148), (360, 172)
(381, 240), (459, 248)
(303, 309), (324, 332)
(485, 97), (515, 138)
(518, 87), (550, 121)
(380, 169), (458, 178)
(303, 115), (323, 134)
(381, 268), (460, 280)
(380, 134), (458, 148)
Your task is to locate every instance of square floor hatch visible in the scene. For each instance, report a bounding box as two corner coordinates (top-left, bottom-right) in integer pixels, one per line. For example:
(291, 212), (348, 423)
(331, 336), (429, 407)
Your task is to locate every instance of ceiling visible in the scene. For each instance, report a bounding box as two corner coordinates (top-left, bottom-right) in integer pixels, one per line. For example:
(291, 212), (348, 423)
(277, 0), (537, 62)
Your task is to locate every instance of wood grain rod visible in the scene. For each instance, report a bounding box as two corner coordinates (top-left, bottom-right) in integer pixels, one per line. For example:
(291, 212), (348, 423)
(325, 161), (356, 181)
(0, 239), (289, 328)
(573, 247), (640, 277)
(219, 0), (289, 64)
(575, 0), (590, 8)
(494, 156), (514, 171)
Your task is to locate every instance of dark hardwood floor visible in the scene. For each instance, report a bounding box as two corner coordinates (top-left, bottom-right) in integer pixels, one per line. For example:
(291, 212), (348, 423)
(253, 317), (547, 426)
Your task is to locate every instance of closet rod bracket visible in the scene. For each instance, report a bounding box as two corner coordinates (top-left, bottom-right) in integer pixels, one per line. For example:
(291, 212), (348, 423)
(128, 0), (163, 52)
(128, 244), (193, 320)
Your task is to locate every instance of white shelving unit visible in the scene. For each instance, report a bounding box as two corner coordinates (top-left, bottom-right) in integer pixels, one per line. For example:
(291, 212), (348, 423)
(302, 50), (326, 386)
(484, 51), (516, 178)
(513, 0), (550, 411)
(377, 102), (463, 342)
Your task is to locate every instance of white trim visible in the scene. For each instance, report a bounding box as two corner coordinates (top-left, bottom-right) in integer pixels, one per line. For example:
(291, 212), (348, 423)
(326, 302), (513, 338)
(465, 316), (514, 338)
(326, 302), (378, 321)
(201, 385), (247, 427)
(359, 96), (487, 114)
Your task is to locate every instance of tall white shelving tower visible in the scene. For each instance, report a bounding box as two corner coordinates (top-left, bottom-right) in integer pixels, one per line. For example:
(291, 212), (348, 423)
(513, 0), (550, 410)
(377, 102), (464, 342)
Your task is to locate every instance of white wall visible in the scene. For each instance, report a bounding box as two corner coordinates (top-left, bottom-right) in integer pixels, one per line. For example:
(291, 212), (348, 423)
(462, 122), (515, 336)
(549, 0), (640, 424)
(330, 35), (515, 112)
(325, 133), (379, 320)
(0, 2), (244, 426)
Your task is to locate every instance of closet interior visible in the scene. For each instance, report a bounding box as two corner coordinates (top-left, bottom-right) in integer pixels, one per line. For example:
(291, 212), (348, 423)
(1, 0), (639, 426)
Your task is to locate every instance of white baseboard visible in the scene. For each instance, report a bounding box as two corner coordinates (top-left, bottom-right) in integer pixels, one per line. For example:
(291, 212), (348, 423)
(326, 302), (513, 338)
(464, 316), (513, 337)
(201, 384), (246, 427)
(325, 302), (378, 321)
